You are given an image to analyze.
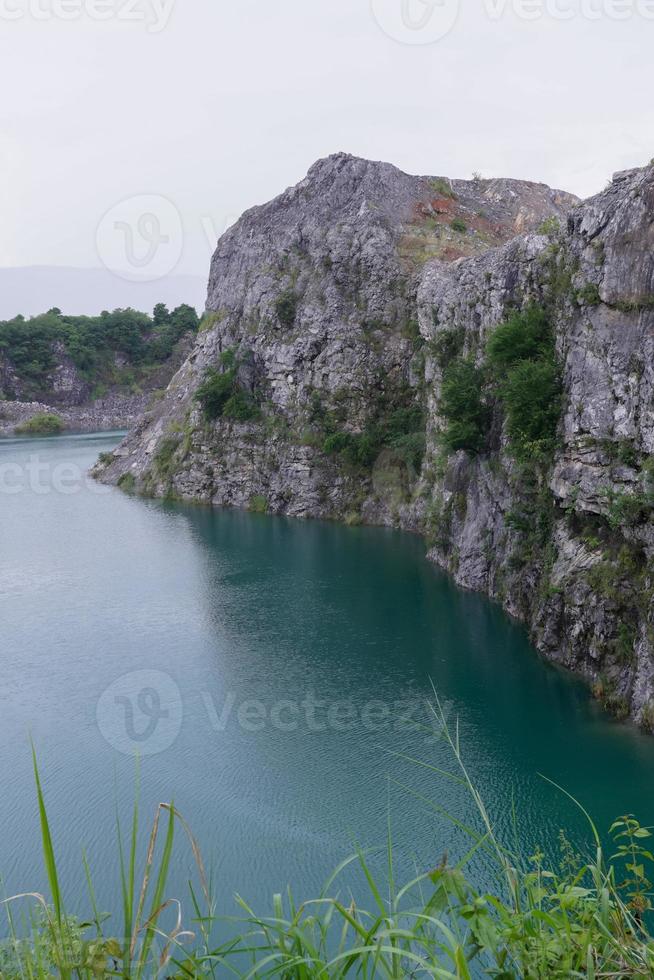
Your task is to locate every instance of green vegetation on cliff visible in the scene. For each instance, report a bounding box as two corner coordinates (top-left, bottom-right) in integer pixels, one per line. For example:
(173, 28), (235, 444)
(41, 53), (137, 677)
(438, 305), (562, 462)
(487, 305), (561, 461)
(440, 357), (487, 453)
(317, 385), (426, 473)
(195, 348), (261, 422)
(275, 288), (299, 328)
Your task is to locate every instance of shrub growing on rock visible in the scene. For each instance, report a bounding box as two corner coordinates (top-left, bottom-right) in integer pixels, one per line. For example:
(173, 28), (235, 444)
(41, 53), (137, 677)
(499, 359), (561, 459)
(486, 305), (551, 372)
(195, 350), (261, 422)
(439, 357), (487, 454)
(487, 305), (562, 460)
(275, 289), (298, 328)
(195, 368), (236, 419)
(322, 389), (426, 472)
(15, 412), (65, 435)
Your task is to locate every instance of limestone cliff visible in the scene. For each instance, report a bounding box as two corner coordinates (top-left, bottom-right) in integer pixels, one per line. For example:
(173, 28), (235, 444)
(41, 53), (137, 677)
(95, 153), (654, 728)
(418, 164), (654, 727)
(95, 153), (573, 522)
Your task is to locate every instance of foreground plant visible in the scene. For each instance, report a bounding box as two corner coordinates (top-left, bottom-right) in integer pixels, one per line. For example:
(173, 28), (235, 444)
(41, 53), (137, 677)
(3, 708), (654, 977)
(1, 748), (217, 979)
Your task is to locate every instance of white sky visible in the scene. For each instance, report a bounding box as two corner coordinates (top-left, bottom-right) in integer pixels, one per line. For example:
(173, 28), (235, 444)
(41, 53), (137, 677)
(0, 0), (652, 280)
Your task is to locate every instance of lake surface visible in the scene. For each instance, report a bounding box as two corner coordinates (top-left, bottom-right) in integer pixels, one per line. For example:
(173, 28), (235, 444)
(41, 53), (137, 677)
(2, 431), (654, 929)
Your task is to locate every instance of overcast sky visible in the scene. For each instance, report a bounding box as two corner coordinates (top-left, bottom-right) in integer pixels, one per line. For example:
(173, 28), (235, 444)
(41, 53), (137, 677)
(1, 0), (652, 285)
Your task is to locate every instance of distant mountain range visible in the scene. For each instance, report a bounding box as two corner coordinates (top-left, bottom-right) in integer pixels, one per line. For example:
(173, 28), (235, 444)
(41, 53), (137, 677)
(0, 266), (207, 319)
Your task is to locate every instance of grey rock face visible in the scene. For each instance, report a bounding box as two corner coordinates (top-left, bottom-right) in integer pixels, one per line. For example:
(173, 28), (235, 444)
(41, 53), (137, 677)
(95, 153), (654, 728)
(418, 164), (654, 727)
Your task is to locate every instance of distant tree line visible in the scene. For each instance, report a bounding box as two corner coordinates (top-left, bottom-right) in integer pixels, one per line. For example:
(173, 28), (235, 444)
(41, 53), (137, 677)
(0, 303), (200, 395)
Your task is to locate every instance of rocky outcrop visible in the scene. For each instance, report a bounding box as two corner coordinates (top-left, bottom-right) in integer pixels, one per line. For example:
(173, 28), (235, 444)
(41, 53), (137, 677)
(418, 165), (654, 727)
(94, 153), (654, 727)
(94, 153), (574, 516)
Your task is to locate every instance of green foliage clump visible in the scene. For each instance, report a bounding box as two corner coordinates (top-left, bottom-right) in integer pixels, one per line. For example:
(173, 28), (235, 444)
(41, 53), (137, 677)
(249, 494), (268, 514)
(15, 412), (64, 435)
(538, 216), (561, 236)
(323, 430), (378, 469)
(195, 369), (234, 419)
(487, 305), (562, 461)
(195, 348), (261, 423)
(198, 310), (222, 333)
(499, 359), (561, 457)
(424, 493), (467, 552)
(439, 357), (487, 454)
(600, 438), (638, 468)
(320, 388), (426, 473)
(275, 288), (298, 328)
(401, 317), (423, 350)
(388, 430), (426, 471)
(148, 303), (199, 361)
(222, 389), (261, 421)
(615, 621), (637, 664)
(153, 436), (181, 480)
(0, 312), (61, 385)
(601, 459), (654, 529)
(435, 306), (562, 462)
(612, 295), (654, 313)
(450, 217), (467, 234)
(486, 305), (551, 372)
(576, 282), (602, 306)
(603, 487), (654, 529)
(322, 430), (353, 455)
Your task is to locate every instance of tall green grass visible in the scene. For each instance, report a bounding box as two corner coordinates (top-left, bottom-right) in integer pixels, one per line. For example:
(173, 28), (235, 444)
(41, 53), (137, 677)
(3, 703), (654, 977)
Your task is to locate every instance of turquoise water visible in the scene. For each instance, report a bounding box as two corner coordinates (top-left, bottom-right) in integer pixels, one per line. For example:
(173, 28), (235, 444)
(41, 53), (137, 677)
(1, 431), (654, 926)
